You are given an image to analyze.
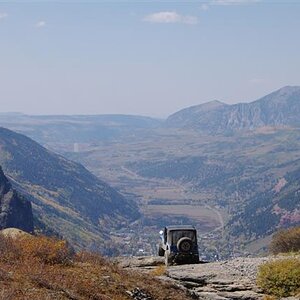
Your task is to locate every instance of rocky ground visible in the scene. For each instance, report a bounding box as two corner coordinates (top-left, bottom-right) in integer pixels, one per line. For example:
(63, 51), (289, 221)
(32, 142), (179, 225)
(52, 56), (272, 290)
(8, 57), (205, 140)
(116, 256), (299, 300)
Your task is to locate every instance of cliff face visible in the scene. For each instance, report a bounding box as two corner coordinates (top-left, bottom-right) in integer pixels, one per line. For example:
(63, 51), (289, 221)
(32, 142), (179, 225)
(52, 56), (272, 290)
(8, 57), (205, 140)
(0, 166), (34, 233)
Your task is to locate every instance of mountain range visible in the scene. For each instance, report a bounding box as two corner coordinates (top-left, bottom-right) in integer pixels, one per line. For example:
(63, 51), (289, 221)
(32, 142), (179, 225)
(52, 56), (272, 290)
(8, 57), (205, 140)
(166, 86), (300, 133)
(0, 114), (161, 146)
(0, 86), (300, 256)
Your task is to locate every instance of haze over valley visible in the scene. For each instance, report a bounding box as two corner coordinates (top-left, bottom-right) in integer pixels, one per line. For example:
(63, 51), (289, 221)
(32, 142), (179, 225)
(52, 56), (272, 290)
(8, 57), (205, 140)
(1, 86), (300, 258)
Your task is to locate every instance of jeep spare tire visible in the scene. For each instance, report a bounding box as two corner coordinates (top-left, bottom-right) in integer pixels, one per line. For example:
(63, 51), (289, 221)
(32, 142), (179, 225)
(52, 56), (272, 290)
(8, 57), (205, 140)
(177, 237), (193, 253)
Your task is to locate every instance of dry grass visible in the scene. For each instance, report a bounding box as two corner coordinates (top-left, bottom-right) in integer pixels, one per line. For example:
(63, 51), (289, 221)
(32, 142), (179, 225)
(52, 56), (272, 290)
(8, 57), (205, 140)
(0, 234), (191, 300)
(150, 265), (167, 277)
(262, 296), (276, 300)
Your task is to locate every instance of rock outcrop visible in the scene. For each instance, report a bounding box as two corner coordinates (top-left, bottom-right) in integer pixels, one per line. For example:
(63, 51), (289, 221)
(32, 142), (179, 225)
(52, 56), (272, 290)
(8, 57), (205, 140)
(166, 257), (268, 300)
(0, 227), (31, 239)
(0, 166), (34, 233)
(117, 256), (300, 300)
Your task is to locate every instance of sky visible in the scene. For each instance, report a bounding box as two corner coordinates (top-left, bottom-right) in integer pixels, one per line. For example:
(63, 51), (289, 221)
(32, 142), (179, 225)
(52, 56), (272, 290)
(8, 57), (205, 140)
(0, 0), (299, 117)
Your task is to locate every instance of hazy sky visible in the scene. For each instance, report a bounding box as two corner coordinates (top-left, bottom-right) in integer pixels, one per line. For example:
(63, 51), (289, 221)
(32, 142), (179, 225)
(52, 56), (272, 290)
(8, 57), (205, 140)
(0, 0), (299, 117)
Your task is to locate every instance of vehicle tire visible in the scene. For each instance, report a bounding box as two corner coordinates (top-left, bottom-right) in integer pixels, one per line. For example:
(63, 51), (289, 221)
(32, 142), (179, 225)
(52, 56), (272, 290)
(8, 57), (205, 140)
(158, 246), (165, 257)
(177, 237), (193, 253)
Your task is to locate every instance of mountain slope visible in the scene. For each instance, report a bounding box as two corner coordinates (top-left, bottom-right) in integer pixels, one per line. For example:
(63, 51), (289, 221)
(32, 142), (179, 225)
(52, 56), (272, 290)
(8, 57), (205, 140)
(166, 86), (300, 133)
(0, 127), (140, 250)
(165, 100), (229, 131)
(0, 166), (33, 233)
(229, 160), (300, 240)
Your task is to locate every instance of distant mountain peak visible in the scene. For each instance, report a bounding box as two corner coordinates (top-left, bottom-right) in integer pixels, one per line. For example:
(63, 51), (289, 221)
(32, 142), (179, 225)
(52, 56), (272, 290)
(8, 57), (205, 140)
(166, 99), (228, 129)
(206, 99), (226, 105)
(166, 86), (300, 133)
(196, 100), (227, 111)
(253, 85), (300, 106)
(277, 85), (300, 92)
(267, 85), (300, 98)
(171, 100), (227, 115)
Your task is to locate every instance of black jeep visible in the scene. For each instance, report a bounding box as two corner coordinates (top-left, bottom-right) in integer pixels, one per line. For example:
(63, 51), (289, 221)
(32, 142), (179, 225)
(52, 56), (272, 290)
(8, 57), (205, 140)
(158, 225), (199, 266)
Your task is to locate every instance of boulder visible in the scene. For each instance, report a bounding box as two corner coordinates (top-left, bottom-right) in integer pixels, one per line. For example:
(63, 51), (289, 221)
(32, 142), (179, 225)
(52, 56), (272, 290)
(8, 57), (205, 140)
(0, 227), (32, 239)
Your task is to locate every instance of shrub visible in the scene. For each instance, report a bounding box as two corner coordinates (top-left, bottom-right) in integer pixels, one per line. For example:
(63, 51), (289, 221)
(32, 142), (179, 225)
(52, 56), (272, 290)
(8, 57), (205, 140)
(257, 258), (300, 298)
(0, 234), (74, 265)
(269, 226), (300, 254)
(19, 236), (74, 265)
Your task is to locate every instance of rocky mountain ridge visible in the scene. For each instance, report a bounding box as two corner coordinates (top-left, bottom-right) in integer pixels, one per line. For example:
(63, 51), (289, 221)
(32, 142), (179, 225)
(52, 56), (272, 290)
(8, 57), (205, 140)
(166, 86), (300, 133)
(0, 166), (33, 233)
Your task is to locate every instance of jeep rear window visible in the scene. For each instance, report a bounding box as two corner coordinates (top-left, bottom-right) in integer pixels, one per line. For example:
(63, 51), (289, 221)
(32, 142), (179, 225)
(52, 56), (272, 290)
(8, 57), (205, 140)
(169, 230), (196, 245)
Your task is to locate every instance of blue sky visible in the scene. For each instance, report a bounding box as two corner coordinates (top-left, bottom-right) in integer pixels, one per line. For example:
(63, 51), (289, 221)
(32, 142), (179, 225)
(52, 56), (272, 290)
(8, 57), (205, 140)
(0, 0), (299, 117)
